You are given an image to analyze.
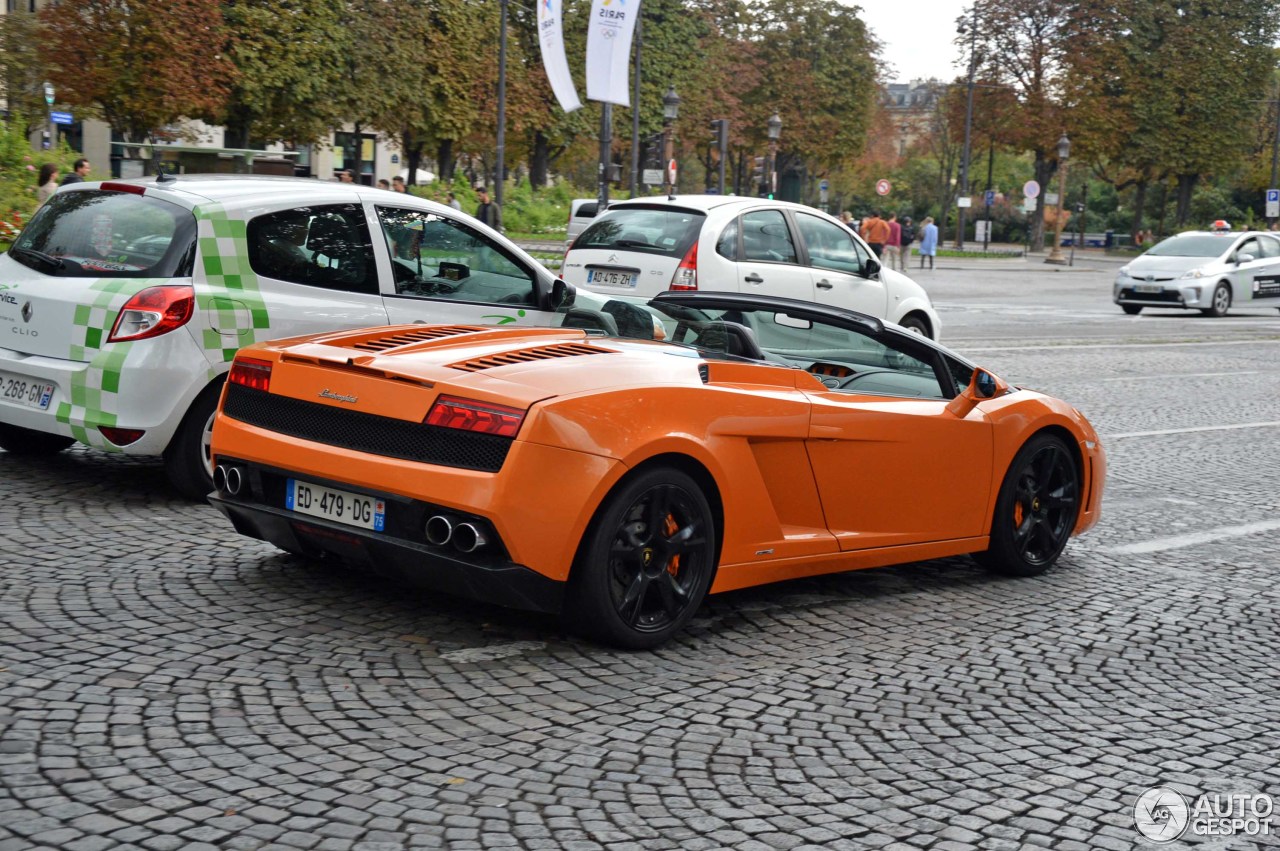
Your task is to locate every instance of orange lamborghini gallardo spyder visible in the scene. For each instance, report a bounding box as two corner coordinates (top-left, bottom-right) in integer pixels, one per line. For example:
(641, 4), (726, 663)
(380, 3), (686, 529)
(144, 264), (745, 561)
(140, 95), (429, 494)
(209, 292), (1104, 648)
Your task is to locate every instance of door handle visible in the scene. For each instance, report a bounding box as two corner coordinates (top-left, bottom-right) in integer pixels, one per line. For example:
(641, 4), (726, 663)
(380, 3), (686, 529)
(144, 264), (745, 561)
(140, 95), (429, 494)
(744, 273), (764, 284)
(816, 279), (833, 290)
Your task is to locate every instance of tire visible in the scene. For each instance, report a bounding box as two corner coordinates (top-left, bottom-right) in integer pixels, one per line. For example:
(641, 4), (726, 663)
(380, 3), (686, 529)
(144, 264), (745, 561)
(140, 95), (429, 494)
(898, 314), (930, 337)
(974, 433), (1081, 577)
(1200, 282), (1230, 317)
(0, 422), (75, 455)
(565, 467), (717, 649)
(1121, 304), (1142, 315)
(163, 379), (224, 501)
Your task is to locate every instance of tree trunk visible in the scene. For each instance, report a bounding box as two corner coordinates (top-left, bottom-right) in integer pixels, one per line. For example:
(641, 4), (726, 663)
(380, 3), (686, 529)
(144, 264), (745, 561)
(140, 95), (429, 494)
(436, 139), (456, 183)
(1031, 150), (1052, 252)
(1174, 173), (1198, 227)
(1131, 179), (1147, 241)
(1156, 182), (1168, 237)
(403, 130), (425, 187)
(529, 130), (550, 190)
(223, 107), (251, 151)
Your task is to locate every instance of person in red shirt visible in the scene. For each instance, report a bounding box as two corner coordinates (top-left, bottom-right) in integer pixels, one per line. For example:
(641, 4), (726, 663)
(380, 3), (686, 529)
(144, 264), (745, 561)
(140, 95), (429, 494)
(885, 213), (902, 270)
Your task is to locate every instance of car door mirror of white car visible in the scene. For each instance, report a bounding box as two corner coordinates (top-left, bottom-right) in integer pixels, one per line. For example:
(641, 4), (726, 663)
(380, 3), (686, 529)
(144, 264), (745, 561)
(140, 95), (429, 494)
(1235, 252), (1255, 265)
(864, 256), (881, 278)
(549, 278), (576, 310)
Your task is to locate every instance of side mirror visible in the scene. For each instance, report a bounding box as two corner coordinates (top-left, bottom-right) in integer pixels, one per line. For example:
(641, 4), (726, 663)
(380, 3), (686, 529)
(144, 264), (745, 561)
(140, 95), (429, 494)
(864, 257), (881, 277)
(945, 367), (1009, 417)
(1236, 252), (1255, 265)
(550, 278), (576, 310)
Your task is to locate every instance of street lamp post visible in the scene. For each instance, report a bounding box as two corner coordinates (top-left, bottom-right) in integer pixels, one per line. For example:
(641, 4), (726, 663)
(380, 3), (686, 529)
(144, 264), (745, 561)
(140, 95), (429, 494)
(41, 79), (55, 151)
(662, 85), (680, 196)
(766, 113), (782, 199)
(1045, 132), (1071, 265)
(956, 6), (978, 249)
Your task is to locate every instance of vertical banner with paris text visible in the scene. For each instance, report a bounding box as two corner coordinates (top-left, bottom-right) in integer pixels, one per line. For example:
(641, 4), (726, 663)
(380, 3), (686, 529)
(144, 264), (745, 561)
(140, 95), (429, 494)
(585, 0), (640, 105)
(537, 0), (582, 112)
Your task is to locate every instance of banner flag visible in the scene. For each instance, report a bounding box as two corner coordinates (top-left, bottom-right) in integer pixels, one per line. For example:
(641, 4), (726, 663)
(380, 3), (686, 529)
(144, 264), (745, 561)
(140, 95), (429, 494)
(585, 0), (640, 106)
(537, 0), (582, 113)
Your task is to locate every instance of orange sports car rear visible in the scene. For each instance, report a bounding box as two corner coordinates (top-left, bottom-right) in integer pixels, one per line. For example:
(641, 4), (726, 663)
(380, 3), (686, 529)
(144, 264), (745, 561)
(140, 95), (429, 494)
(209, 293), (1104, 648)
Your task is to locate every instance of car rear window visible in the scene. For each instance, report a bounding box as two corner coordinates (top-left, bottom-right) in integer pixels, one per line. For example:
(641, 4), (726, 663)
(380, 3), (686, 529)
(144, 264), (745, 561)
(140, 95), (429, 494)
(10, 190), (197, 278)
(574, 206), (705, 259)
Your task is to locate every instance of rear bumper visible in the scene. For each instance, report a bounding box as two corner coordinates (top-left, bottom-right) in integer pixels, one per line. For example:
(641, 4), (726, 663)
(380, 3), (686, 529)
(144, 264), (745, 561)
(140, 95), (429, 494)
(209, 474), (566, 614)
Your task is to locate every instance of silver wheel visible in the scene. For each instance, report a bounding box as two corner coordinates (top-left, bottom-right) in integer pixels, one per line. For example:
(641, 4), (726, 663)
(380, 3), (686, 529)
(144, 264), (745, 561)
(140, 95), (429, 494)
(1201, 282), (1230, 317)
(200, 408), (216, 478)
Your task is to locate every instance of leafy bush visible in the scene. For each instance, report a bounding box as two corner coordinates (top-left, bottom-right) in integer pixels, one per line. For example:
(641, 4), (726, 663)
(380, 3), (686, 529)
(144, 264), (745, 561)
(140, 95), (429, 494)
(0, 115), (83, 238)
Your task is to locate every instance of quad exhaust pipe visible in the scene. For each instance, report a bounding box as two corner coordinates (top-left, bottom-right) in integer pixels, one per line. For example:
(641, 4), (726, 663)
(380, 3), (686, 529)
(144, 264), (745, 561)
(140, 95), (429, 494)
(214, 464), (243, 495)
(425, 515), (488, 552)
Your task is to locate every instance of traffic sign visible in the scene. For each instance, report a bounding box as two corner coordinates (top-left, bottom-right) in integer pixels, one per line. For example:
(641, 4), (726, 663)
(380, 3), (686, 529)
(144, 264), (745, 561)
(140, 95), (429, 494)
(984, 189), (996, 206)
(668, 158), (678, 186)
(957, 196), (972, 208)
(1268, 188), (1279, 218)
(43, 81), (54, 106)
(875, 179), (891, 196)
(642, 168), (663, 185)
(50, 111), (73, 125)
(1023, 180), (1040, 200)
(819, 179), (830, 192)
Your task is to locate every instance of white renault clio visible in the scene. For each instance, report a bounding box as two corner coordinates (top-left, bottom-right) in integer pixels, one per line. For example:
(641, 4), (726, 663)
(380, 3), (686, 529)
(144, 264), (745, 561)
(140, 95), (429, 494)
(0, 175), (613, 498)
(560, 195), (940, 339)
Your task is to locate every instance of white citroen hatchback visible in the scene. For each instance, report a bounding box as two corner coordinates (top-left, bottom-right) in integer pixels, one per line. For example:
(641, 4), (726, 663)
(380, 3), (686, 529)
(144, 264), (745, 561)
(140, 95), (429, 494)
(560, 195), (940, 339)
(0, 175), (630, 498)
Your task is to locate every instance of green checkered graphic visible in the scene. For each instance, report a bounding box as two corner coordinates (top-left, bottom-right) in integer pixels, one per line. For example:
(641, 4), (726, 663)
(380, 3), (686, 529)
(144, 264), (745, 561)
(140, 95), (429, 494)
(194, 205), (271, 362)
(56, 277), (167, 448)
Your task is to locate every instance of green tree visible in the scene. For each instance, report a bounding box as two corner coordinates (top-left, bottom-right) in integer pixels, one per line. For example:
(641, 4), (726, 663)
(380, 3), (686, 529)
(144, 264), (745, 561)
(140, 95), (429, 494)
(221, 0), (351, 149)
(0, 11), (51, 137)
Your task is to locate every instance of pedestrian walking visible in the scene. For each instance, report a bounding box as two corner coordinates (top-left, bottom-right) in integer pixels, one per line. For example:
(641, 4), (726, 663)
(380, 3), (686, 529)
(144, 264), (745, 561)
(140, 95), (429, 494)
(392, 176), (407, 193)
(36, 163), (59, 205)
(474, 185), (502, 232)
(60, 158), (90, 185)
(861, 210), (889, 257)
(337, 169), (355, 183)
(448, 192), (462, 211)
(918, 216), (938, 270)
(899, 216), (915, 271)
(885, 213), (902, 270)
(377, 178), (391, 190)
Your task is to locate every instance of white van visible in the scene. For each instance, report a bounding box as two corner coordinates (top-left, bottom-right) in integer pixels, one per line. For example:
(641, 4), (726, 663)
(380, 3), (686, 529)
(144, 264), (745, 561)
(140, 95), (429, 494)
(566, 198), (599, 247)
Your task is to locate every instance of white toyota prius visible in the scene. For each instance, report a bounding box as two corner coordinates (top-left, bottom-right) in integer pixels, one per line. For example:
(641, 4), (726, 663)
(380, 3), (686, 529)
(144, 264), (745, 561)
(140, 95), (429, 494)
(0, 175), (630, 498)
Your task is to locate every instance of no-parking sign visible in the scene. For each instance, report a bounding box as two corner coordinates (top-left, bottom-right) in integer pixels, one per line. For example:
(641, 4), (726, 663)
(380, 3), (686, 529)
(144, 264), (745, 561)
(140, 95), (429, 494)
(1023, 180), (1040, 200)
(875, 179), (891, 196)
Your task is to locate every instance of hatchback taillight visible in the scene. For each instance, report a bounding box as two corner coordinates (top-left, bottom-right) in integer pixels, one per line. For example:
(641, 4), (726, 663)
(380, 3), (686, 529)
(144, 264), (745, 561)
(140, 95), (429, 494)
(228, 357), (272, 393)
(426, 395), (525, 438)
(670, 242), (698, 290)
(107, 285), (195, 342)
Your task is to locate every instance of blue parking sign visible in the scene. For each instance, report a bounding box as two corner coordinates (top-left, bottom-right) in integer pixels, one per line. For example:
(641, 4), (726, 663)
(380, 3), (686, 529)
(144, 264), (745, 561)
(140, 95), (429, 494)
(984, 189), (996, 206)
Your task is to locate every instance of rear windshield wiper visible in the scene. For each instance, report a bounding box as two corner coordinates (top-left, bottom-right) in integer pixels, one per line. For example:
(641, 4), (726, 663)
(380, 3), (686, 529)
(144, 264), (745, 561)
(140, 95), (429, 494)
(613, 239), (652, 248)
(10, 246), (65, 271)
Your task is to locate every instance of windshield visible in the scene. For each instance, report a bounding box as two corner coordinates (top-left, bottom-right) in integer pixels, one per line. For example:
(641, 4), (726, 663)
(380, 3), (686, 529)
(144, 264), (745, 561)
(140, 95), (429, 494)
(573, 206), (704, 258)
(1144, 235), (1233, 258)
(639, 299), (953, 398)
(10, 190), (197, 277)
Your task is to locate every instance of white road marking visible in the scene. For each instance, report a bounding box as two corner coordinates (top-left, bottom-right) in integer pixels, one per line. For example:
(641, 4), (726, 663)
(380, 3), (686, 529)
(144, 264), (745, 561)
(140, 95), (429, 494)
(1107, 421), (1280, 439)
(956, 339), (1280, 352)
(1106, 520), (1280, 554)
(1101, 370), (1265, 382)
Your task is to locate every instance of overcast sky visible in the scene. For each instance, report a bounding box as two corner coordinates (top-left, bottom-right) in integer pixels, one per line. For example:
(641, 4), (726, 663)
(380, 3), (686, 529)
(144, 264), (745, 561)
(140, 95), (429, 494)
(855, 0), (967, 84)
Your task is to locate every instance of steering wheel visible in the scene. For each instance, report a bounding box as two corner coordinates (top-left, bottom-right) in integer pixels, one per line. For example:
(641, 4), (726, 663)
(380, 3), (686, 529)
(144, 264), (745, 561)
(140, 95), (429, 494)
(836, 369), (891, 391)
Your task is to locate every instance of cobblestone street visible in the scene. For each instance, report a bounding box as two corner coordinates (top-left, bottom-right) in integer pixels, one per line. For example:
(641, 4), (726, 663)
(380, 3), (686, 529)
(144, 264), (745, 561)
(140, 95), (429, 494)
(3, 256), (1279, 850)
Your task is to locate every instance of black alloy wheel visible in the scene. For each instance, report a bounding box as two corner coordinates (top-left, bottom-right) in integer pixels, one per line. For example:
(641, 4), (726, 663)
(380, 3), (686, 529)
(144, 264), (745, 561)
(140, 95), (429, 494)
(1121, 304), (1142, 315)
(568, 467), (716, 649)
(976, 434), (1080, 577)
